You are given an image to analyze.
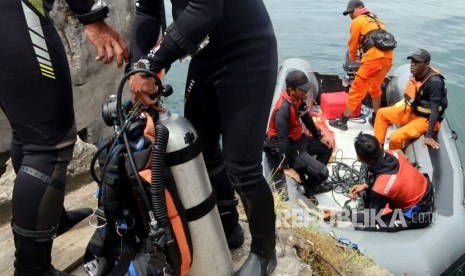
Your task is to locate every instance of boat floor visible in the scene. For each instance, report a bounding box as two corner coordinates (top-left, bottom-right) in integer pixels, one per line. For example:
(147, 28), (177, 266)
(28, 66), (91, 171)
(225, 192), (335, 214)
(272, 106), (390, 208)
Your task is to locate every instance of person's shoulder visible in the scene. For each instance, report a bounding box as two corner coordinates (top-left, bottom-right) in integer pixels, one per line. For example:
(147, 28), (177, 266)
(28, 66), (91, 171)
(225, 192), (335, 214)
(429, 74), (444, 83)
(351, 15), (365, 24)
(426, 74), (445, 89)
(275, 98), (292, 113)
(372, 174), (394, 193)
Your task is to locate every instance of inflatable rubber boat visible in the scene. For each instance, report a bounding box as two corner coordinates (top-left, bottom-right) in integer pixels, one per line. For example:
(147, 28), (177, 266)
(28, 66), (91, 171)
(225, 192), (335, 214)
(266, 58), (465, 276)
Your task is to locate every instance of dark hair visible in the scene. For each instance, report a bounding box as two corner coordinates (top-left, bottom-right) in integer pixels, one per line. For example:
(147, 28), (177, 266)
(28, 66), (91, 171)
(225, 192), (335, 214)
(354, 132), (382, 164)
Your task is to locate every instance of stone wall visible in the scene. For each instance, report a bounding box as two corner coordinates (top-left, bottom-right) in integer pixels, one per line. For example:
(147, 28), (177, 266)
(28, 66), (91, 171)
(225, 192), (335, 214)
(0, 0), (135, 153)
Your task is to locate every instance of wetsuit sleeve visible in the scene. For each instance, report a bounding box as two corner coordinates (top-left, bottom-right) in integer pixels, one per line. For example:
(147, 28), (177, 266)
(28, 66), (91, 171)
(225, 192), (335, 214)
(274, 105), (291, 168)
(424, 76), (444, 138)
(138, 0), (223, 70)
(64, 0), (109, 24)
(64, 0), (94, 14)
(348, 18), (362, 61)
(301, 112), (322, 140)
(129, 0), (164, 64)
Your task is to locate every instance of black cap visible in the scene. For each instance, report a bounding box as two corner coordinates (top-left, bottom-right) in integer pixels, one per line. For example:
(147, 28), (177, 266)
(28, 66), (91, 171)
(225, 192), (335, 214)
(343, 0), (364, 16)
(286, 70), (312, 92)
(407, 48), (431, 62)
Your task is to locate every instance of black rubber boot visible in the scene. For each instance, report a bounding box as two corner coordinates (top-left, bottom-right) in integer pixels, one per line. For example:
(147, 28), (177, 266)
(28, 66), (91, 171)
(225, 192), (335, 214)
(234, 250), (277, 276)
(329, 114), (349, 131)
(56, 208), (93, 236)
(13, 234), (72, 276)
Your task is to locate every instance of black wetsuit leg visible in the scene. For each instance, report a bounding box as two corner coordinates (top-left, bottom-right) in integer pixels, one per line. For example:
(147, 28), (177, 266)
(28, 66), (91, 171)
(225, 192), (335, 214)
(0, 1), (76, 273)
(184, 29), (278, 258)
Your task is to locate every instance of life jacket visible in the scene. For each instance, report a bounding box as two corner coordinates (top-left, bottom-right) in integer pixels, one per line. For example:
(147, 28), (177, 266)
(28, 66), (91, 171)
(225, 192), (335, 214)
(372, 151), (428, 211)
(84, 111), (193, 276)
(267, 90), (304, 142)
(404, 67), (447, 120)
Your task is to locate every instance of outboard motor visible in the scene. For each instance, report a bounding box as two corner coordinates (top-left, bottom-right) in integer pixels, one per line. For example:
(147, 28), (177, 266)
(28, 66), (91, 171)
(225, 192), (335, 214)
(342, 51), (361, 88)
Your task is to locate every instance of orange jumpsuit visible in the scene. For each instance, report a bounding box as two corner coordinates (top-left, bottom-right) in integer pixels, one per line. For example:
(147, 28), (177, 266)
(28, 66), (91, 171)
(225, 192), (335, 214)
(346, 13), (394, 111)
(374, 68), (444, 149)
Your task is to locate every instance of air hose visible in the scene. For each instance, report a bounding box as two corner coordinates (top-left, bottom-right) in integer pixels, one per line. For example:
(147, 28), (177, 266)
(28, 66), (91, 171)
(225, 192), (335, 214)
(115, 69), (164, 225)
(151, 123), (170, 228)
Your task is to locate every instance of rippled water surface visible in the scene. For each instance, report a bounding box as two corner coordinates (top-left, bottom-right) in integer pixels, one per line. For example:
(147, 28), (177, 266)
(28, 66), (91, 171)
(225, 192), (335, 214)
(163, 0), (465, 163)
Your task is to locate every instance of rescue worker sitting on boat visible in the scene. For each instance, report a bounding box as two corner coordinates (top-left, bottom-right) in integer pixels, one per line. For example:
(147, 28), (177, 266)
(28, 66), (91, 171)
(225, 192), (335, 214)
(374, 49), (447, 150)
(322, 132), (434, 232)
(264, 70), (333, 198)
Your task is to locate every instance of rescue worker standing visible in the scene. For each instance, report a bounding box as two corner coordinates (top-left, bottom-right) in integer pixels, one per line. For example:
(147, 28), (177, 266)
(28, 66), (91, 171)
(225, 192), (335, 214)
(374, 49), (447, 150)
(0, 0), (129, 275)
(329, 0), (393, 130)
(128, 0), (278, 274)
(322, 133), (434, 232)
(265, 70), (333, 198)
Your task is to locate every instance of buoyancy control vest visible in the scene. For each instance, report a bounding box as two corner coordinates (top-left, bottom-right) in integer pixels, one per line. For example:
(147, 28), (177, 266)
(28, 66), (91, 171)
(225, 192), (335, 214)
(84, 72), (231, 276)
(404, 67), (447, 121)
(84, 110), (194, 276)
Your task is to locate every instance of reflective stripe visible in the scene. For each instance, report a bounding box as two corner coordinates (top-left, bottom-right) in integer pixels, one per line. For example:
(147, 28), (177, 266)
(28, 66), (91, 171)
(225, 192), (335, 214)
(415, 105), (443, 115)
(21, 1), (55, 79)
(20, 165), (52, 185)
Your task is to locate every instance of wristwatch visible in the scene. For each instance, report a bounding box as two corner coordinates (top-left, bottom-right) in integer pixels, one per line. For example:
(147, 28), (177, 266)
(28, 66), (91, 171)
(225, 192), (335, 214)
(135, 59), (151, 70)
(133, 58), (155, 76)
(91, 0), (107, 11)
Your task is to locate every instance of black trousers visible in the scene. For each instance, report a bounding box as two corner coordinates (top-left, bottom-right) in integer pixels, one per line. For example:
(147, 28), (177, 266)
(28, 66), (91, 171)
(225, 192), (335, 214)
(0, 0), (76, 235)
(184, 20), (278, 256)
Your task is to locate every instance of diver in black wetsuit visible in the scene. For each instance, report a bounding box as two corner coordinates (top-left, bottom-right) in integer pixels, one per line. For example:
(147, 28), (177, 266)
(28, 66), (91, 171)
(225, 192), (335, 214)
(128, 0), (278, 274)
(0, 0), (128, 274)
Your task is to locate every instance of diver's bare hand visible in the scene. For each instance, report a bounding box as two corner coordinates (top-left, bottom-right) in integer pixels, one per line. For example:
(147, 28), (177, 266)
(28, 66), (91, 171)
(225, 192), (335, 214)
(84, 21), (129, 68)
(129, 74), (158, 106)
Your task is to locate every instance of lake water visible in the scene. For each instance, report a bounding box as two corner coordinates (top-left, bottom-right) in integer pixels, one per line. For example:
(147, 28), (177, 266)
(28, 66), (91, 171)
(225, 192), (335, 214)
(162, 0), (465, 168)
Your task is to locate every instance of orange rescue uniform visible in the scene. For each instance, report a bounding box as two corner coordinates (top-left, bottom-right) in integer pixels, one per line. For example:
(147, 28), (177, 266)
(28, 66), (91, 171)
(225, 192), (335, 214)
(374, 68), (443, 149)
(346, 13), (393, 111)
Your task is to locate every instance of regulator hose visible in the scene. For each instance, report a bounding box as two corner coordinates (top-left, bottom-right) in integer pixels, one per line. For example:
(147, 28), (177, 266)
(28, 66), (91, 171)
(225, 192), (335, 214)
(151, 123), (170, 228)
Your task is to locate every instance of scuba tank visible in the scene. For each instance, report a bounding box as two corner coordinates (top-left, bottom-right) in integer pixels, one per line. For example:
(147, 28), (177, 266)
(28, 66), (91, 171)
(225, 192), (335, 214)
(85, 69), (232, 276)
(158, 110), (232, 275)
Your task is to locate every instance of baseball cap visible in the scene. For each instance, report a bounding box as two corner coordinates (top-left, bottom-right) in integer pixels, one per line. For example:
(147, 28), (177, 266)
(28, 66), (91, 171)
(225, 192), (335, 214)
(286, 70), (312, 92)
(343, 0), (364, 16)
(407, 48), (431, 62)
